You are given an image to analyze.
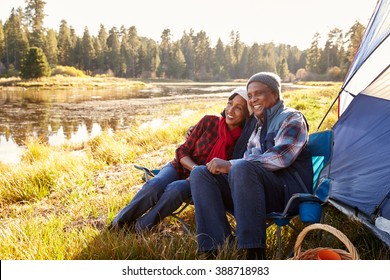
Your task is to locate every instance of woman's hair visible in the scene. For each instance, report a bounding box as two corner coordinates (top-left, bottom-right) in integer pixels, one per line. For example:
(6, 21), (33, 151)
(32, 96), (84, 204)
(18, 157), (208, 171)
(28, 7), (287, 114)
(229, 92), (239, 101)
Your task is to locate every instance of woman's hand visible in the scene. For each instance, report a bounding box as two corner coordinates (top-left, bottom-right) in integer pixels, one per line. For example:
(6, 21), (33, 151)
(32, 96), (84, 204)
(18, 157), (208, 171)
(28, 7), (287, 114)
(185, 126), (195, 140)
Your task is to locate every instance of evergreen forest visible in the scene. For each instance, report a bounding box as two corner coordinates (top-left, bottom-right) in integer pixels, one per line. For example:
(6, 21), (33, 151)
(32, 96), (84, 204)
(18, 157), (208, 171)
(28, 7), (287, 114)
(0, 0), (366, 81)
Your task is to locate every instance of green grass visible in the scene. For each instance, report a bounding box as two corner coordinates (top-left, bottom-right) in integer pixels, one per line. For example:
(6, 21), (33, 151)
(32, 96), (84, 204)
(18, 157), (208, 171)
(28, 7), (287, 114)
(0, 84), (389, 260)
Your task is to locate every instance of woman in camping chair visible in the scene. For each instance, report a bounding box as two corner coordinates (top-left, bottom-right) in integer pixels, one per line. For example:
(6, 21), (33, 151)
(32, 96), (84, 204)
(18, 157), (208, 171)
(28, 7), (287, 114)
(110, 87), (251, 233)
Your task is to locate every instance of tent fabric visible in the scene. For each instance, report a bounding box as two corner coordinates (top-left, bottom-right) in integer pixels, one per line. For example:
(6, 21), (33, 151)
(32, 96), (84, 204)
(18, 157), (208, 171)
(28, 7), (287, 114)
(329, 0), (390, 247)
(330, 92), (390, 219)
(338, 0), (390, 115)
(363, 65), (390, 100)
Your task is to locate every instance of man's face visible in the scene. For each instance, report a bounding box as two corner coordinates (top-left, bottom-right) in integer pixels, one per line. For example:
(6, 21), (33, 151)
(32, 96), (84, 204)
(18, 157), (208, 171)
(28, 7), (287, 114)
(247, 82), (279, 119)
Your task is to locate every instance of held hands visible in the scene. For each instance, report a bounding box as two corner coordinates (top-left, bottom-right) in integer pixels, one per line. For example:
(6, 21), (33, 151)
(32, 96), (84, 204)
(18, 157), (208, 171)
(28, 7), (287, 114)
(206, 158), (232, 174)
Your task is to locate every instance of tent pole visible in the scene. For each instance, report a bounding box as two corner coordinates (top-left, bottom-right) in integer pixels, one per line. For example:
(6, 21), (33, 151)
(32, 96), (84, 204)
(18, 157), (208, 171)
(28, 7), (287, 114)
(316, 89), (342, 132)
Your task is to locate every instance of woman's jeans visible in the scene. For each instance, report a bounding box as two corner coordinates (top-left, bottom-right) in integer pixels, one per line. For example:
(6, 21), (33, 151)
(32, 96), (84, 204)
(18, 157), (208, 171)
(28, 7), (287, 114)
(111, 163), (191, 232)
(190, 160), (285, 252)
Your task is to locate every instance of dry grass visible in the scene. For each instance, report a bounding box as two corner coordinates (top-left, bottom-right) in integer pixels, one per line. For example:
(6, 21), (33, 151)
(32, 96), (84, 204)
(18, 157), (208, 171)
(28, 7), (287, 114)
(0, 76), (147, 90)
(0, 83), (389, 260)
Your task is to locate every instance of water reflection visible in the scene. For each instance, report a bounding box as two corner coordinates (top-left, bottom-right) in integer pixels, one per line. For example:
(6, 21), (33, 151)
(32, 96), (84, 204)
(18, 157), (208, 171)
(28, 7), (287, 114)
(47, 122), (110, 146)
(0, 83), (242, 164)
(0, 122), (110, 164)
(0, 135), (23, 164)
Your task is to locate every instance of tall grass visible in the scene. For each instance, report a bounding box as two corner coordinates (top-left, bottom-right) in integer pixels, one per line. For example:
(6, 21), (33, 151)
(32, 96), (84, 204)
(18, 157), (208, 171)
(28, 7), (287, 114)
(0, 84), (389, 260)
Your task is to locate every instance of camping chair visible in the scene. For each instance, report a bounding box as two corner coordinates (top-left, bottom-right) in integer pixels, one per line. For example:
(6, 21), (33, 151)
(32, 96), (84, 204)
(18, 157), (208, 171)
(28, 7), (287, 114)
(266, 129), (334, 259)
(133, 165), (193, 234)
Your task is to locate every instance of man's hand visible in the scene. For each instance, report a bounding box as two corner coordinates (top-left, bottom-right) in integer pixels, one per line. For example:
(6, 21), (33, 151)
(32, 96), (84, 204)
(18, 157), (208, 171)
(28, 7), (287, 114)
(206, 158), (232, 174)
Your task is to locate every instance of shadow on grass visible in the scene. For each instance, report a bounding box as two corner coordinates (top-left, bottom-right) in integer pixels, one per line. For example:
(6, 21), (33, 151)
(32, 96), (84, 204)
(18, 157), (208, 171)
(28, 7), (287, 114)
(73, 211), (247, 260)
(73, 204), (390, 260)
(73, 216), (202, 260)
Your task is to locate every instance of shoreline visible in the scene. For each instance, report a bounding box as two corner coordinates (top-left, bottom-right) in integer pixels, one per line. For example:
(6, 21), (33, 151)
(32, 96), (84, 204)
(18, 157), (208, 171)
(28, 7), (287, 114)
(0, 76), (340, 90)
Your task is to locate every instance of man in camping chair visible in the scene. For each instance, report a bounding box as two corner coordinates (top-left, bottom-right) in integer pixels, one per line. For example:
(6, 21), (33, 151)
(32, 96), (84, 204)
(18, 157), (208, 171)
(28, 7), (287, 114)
(190, 72), (313, 259)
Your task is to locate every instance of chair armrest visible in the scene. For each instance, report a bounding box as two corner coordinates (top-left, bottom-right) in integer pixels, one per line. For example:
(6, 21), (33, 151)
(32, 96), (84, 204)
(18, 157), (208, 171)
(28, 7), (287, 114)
(134, 165), (158, 182)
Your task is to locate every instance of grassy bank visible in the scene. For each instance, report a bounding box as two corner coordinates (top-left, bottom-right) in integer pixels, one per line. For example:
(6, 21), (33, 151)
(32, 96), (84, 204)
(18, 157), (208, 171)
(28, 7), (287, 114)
(0, 84), (389, 260)
(0, 76), (147, 90)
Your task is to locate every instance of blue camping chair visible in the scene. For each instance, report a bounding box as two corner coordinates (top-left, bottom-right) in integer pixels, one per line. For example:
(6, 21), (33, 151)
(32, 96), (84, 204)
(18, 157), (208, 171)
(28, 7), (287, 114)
(266, 129), (334, 258)
(134, 164), (160, 182)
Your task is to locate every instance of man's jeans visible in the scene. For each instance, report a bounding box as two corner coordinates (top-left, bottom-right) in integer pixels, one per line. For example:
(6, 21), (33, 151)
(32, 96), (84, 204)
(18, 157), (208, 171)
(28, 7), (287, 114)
(111, 163), (191, 231)
(190, 159), (285, 252)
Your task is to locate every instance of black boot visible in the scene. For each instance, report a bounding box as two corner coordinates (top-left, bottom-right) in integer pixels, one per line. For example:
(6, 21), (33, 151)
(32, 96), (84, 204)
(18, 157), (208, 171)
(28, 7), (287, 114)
(246, 248), (266, 260)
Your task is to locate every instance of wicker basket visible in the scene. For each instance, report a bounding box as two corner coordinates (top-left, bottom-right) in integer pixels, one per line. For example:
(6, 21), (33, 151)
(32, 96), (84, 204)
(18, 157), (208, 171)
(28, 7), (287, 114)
(290, 223), (359, 260)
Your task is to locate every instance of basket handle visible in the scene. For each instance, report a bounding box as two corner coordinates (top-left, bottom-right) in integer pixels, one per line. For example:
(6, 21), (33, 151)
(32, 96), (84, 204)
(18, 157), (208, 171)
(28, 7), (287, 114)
(293, 223), (359, 260)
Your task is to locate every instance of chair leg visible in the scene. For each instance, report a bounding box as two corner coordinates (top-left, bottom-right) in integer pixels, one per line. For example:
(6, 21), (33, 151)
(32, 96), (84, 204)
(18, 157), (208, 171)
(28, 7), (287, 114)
(277, 225), (282, 259)
(170, 213), (192, 235)
(144, 169), (150, 182)
(287, 222), (299, 233)
(171, 201), (193, 235)
(320, 207), (326, 223)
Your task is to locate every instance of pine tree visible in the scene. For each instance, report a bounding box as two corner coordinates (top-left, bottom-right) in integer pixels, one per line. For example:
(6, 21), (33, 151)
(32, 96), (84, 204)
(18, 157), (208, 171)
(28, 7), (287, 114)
(21, 46), (50, 79)
(180, 30), (195, 80)
(307, 32), (322, 74)
(238, 46), (249, 79)
(247, 43), (261, 77)
(213, 38), (227, 80)
(57, 20), (72, 65)
(25, 0), (46, 49)
(168, 42), (186, 79)
(4, 8), (29, 70)
(229, 30), (243, 78)
(344, 21), (365, 75)
(127, 26), (141, 77)
(44, 28), (58, 66)
(95, 24), (108, 71)
(137, 43), (147, 77)
(0, 21), (5, 67)
(278, 58), (289, 81)
(145, 38), (160, 78)
(81, 27), (95, 73)
(106, 27), (121, 75)
(159, 29), (172, 78)
(287, 46), (303, 74)
(194, 30), (211, 79)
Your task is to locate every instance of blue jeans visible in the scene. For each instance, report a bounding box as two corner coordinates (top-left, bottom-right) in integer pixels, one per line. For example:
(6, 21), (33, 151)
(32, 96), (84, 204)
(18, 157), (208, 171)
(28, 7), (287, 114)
(190, 160), (285, 252)
(111, 163), (191, 232)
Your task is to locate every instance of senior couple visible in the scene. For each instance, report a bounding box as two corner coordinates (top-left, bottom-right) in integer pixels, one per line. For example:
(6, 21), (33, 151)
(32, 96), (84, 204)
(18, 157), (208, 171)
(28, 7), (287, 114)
(111, 72), (313, 260)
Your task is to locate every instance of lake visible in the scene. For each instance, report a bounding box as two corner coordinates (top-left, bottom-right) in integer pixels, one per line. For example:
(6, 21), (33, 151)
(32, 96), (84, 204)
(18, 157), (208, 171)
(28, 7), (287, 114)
(0, 83), (242, 164)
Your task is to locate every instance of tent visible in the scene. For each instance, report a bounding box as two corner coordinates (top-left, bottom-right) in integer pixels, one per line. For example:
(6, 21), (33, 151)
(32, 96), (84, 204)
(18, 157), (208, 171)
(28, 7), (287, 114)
(326, 0), (390, 247)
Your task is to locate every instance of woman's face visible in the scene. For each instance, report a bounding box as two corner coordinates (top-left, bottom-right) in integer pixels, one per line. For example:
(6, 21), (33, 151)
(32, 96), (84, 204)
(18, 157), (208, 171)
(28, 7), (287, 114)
(247, 81), (279, 119)
(224, 94), (249, 129)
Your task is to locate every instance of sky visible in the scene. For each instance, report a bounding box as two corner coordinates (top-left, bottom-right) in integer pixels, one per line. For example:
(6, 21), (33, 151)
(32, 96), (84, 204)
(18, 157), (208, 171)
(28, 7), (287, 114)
(1, 0), (379, 50)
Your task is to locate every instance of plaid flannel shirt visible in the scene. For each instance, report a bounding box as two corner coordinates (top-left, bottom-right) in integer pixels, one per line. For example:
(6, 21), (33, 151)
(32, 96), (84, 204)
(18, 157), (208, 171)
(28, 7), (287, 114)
(238, 113), (308, 171)
(171, 115), (220, 179)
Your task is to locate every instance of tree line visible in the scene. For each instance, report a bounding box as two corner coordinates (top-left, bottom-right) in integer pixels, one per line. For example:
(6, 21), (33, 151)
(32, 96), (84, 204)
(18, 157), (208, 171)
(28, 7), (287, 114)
(0, 0), (366, 81)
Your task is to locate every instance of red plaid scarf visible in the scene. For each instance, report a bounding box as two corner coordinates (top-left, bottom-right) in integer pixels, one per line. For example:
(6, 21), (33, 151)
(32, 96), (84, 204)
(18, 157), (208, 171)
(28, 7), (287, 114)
(206, 116), (242, 162)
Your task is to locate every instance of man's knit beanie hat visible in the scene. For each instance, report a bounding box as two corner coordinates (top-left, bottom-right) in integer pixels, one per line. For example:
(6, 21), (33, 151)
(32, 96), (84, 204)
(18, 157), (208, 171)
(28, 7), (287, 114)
(246, 72), (281, 98)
